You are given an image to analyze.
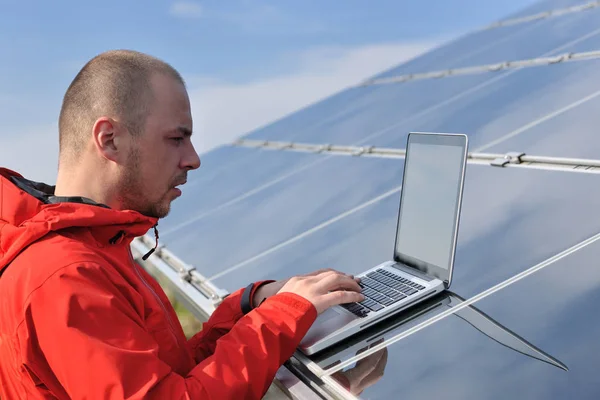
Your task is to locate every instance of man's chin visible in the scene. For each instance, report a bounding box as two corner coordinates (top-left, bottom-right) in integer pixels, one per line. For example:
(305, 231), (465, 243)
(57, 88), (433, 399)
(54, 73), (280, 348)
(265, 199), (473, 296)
(138, 202), (172, 219)
(134, 192), (180, 219)
(154, 204), (172, 219)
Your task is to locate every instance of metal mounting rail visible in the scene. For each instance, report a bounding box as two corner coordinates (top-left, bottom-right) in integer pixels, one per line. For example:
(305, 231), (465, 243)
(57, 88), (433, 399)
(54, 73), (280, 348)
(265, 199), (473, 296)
(483, 1), (600, 30)
(357, 50), (600, 86)
(232, 138), (600, 174)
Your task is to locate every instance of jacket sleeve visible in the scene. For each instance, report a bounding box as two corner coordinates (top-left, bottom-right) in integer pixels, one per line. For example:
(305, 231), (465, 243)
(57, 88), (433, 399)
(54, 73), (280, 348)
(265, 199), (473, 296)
(20, 263), (316, 400)
(187, 280), (274, 362)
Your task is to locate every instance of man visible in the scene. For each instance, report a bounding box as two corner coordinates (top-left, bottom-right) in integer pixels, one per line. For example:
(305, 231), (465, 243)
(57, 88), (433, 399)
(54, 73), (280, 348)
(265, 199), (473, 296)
(0, 50), (364, 399)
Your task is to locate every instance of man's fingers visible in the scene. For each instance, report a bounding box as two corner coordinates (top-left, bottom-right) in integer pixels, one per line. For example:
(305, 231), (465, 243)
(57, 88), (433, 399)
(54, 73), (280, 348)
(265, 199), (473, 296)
(317, 272), (363, 293)
(323, 290), (365, 308)
(333, 280), (363, 293)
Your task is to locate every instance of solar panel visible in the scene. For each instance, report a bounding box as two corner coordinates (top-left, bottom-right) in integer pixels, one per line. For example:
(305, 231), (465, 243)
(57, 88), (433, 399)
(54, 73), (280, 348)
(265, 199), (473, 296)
(488, 93), (600, 158)
(141, 1), (600, 398)
(326, 236), (600, 400)
(503, 0), (593, 21)
(370, 3), (599, 81)
(348, 1), (599, 83)
(161, 146), (311, 233)
(208, 165), (600, 297)
(244, 87), (374, 143)
(161, 154), (405, 279)
(209, 182), (400, 290)
(237, 75), (486, 146)
(433, 7), (600, 70)
(240, 23), (600, 152)
(370, 58), (600, 151)
(462, 238), (600, 398)
(325, 307), (559, 399)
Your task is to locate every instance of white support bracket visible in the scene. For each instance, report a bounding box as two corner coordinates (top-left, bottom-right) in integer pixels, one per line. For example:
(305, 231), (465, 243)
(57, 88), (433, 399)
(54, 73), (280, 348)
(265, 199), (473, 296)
(314, 144), (332, 153)
(491, 152), (526, 167)
(351, 146), (374, 156)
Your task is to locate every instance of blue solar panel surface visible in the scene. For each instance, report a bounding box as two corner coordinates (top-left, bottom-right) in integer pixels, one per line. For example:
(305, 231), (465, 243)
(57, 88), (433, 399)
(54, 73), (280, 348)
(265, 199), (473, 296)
(370, 58), (600, 152)
(209, 166), (600, 297)
(154, 1), (600, 398)
(162, 154), (404, 277)
(237, 8), (600, 151)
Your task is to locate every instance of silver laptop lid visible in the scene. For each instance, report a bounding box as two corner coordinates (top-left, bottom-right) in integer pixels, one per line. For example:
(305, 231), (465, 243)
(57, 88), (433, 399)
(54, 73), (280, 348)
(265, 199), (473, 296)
(393, 132), (468, 287)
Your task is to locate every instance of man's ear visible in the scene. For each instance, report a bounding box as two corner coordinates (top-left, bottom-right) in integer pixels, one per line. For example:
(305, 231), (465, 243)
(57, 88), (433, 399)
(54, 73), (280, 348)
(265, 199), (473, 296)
(92, 117), (127, 163)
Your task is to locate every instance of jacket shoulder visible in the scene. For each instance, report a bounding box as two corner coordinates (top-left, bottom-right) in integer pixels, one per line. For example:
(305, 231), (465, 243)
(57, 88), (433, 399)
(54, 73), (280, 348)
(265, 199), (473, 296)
(9, 230), (109, 278)
(0, 230), (134, 326)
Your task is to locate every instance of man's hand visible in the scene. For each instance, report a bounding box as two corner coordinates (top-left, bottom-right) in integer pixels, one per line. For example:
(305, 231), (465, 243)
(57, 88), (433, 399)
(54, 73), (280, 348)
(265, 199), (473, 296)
(275, 269), (364, 315)
(252, 269), (349, 307)
(252, 269), (364, 313)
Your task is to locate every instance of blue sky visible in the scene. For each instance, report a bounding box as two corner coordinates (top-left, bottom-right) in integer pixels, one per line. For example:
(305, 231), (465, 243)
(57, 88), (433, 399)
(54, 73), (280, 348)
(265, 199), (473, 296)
(0, 0), (538, 183)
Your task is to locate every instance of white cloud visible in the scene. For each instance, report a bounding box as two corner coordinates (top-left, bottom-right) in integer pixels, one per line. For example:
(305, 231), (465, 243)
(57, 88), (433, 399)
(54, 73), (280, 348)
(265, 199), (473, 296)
(0, 123), (59, 184)
(188, 40), (441, 154)
(169, 1), (203, 19)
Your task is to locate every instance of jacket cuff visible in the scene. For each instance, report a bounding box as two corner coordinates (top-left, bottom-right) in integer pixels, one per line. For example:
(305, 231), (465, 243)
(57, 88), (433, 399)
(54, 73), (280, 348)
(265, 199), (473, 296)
(241, 280), (276, 314)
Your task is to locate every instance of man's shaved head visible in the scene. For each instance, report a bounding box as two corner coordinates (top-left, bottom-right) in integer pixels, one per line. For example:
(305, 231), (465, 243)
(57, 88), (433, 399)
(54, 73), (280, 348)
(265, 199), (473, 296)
(58, 49), (185, 163)
(54, 49), (199, 218)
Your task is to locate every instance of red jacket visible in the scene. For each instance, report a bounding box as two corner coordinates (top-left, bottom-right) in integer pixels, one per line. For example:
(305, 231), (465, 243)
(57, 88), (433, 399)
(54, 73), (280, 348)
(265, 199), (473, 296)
(0, 168), (317, 399)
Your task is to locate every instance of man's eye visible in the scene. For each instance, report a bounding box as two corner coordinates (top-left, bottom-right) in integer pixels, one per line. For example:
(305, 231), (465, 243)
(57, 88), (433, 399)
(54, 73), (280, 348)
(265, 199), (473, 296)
(172, 137), (184, 143)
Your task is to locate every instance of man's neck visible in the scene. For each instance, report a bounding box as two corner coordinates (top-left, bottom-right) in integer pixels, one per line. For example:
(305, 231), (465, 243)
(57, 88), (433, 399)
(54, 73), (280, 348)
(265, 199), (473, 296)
(55, 163), (118, 209)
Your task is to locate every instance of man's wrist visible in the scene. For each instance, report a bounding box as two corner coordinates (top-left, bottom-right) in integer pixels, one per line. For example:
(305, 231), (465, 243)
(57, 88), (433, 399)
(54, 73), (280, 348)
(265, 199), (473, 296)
(240, 280), (276, 314)
(251, 280), (276, 308)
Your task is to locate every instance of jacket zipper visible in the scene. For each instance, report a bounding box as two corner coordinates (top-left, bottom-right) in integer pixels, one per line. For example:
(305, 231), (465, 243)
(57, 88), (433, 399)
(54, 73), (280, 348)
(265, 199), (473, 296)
(128, 248), (186, 351)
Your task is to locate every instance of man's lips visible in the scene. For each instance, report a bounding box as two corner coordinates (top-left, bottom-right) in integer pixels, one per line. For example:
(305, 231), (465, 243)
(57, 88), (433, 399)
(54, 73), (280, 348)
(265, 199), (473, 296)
(171, 179), (187, 195)
(172, 176), (187, 188)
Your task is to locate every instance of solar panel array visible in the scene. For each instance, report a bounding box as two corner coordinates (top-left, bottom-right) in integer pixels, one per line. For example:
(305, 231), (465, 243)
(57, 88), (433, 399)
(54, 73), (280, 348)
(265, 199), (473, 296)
(152, 1), (600, 398)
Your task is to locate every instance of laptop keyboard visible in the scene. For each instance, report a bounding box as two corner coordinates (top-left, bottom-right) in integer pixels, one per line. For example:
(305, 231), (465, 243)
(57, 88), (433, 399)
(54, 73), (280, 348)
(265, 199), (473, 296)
(340, 269), (426, 318)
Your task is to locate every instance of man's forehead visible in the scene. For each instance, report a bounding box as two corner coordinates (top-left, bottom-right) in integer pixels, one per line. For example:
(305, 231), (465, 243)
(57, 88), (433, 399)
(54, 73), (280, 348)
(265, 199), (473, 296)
(148, 75), (192, 116)
(150, 74), (189, 102)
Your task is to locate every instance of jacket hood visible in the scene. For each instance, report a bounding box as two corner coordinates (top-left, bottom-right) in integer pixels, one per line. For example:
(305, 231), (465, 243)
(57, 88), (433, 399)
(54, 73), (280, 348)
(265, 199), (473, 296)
(0, 167), (159, 273)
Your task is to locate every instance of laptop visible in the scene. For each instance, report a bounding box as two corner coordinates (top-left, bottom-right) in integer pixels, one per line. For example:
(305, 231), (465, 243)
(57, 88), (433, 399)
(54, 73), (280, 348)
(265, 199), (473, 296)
(298, 132), (469, 355)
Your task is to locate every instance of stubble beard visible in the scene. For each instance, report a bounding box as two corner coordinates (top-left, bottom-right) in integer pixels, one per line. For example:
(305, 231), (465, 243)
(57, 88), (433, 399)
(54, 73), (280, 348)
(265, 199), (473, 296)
(119, 147), (172, 219)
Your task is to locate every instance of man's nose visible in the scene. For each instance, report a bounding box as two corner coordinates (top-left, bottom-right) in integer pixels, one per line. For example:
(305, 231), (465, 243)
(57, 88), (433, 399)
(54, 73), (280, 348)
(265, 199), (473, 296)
(182, 142), (201, 170)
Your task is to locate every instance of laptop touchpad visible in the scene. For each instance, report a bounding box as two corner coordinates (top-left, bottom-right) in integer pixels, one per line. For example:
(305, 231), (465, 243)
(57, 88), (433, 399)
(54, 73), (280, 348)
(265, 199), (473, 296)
(301, 307), (357, 346)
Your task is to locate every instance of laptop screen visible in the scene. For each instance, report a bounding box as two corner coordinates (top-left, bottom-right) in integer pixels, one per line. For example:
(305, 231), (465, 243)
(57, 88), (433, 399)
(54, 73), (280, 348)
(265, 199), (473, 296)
(394, 133), (467, 280)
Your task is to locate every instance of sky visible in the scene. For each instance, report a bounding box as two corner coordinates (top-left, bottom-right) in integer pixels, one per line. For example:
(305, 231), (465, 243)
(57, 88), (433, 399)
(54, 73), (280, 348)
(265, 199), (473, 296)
(0, 0), (539, 184)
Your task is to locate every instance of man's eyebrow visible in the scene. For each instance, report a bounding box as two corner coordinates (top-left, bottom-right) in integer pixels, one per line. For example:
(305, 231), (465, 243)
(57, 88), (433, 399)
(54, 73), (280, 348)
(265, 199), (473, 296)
(177, 127), (193, 137)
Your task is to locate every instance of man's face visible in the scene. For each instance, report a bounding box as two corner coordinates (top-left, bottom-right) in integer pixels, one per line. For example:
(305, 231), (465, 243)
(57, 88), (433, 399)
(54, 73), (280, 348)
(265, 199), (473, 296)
(118, 74), (201, 218)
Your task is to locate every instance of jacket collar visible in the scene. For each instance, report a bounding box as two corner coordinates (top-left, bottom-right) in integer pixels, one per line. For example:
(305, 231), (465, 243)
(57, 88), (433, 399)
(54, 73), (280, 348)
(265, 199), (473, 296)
(0, 168), (160, 271)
